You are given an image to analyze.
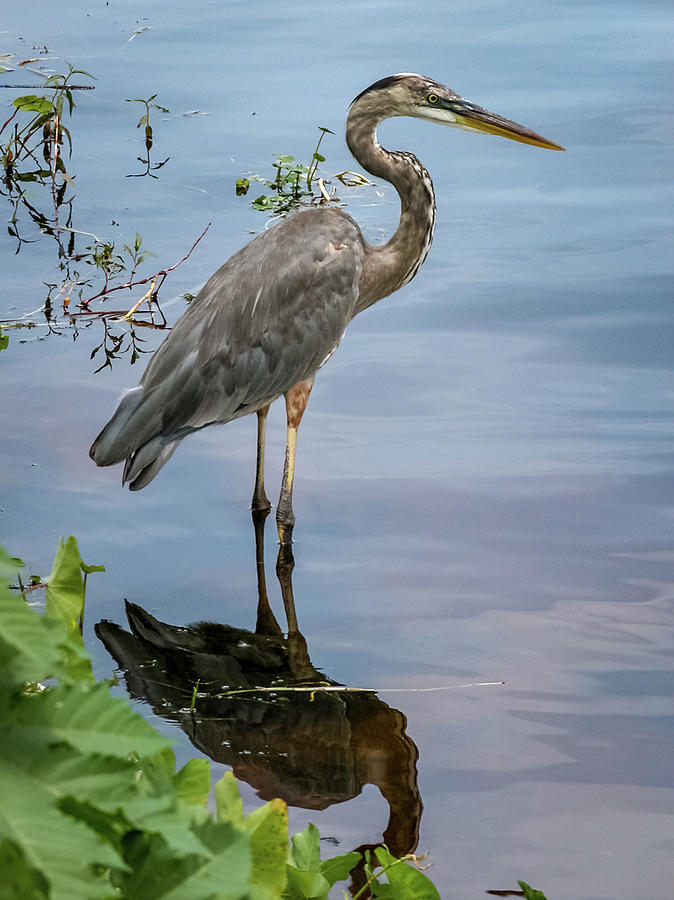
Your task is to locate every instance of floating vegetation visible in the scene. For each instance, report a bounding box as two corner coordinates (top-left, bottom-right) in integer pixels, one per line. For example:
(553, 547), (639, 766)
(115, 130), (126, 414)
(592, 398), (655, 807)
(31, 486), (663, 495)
(237, 125), (339, 214)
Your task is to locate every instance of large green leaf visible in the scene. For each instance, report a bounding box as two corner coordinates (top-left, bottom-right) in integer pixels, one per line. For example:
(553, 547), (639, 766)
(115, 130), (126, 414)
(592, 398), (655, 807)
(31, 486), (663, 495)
(173, 757), (210, 806)
(244, 798), (288, 897)
(46, 537), (103, 619)
(0, 581), (64, 690)
(0, 765), (121, 900)
(283, 823), (358, 900)
(44, 536), (102, 681)
(0, 735), (209, 856)
(120, 822), (252, 900)
(373, 848), (441, 900)
(0, 838), (50, 900)
(137, 745), (177, 795)
(215, 770), (244, 828)
(45, 536), (87, 627)
(283, 867), (332, 900)
(319, 851), (361, 887)
(0, 545), (23, 584)
(11, 680), (171, 757)
(0, 734), (137, 805)
(287, 822), (321, 871)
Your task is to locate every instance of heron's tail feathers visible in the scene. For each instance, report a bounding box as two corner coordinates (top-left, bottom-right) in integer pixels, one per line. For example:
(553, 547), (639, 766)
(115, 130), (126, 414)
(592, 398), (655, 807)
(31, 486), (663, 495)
(89, 388), (150, 465)
(89, 386), (183, 490)
(122, 437), (180, 491)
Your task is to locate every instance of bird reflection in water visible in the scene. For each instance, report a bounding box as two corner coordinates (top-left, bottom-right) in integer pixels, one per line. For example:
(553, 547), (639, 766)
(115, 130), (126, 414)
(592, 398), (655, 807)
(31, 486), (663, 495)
(95, 508), (423, 886)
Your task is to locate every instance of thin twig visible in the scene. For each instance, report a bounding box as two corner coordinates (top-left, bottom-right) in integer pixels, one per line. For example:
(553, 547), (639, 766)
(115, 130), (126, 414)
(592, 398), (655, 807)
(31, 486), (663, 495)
(78, 223), (211, 309)
(0, 105), (19, 136)
(121, 277), (157, 320)
(224, 680), (505, 697)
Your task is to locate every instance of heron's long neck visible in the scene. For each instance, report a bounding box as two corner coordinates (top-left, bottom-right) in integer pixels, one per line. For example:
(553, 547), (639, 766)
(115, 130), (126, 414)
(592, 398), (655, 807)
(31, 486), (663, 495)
(346, 108), (436, 313)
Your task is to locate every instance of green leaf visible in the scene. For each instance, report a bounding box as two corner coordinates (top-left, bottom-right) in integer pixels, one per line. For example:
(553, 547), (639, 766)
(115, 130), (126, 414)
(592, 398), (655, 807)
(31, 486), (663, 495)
(0, 546), (23, 583)
(173, 757), (210, 806)
(0, 581), (64, 690)
(0, 734), (138, 807)
(312, 153), (325, 162)
(12, 95), (53, 114)
(43, 536), (94, 682)
(369, 883), (394, 899)
(121, 822), (253, 900)
(142, 746), (178, 791)
(518, 881), (549, 900)
(373, 848), (441, 900)
(215, 770), (243, 828)
(282, 823), (358, 898)
(319, 851), (361, 886)
(318, 126), (334, 134)
(45, 536), (86, 627)
(11, 680), (171, 758)
(0, 838), (50, 900)
(0, 328), (8, 352)
(283, 823), (333, 899)
(71, 66), (96, 80)
(244, 798), (288, 896)
(283, 867), (331, 899)
(236, 177), (250, 196)
(252, 195), (280, 211)
(287, 823), (321, 871)
(0, 763), (122, 900)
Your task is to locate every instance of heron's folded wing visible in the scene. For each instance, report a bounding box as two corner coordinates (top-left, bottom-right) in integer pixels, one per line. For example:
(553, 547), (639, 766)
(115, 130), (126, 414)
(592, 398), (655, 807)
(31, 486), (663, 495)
(141, 208), (365, 434)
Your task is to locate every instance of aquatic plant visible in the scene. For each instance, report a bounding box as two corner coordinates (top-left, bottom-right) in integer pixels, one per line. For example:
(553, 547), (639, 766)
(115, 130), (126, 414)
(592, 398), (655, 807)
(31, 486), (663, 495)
(125, 93), (170, 178)
(0, 61), (94, 253)
(236, 125), (338, 214)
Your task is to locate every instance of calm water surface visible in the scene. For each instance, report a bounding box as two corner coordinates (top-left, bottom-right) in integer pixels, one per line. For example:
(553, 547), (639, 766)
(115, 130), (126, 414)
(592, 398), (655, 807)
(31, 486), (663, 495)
(2, 1), (673, 897)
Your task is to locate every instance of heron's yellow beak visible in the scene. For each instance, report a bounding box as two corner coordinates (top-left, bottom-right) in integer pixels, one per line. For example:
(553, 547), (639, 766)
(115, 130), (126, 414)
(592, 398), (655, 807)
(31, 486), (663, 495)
(452, 99), (564, 150)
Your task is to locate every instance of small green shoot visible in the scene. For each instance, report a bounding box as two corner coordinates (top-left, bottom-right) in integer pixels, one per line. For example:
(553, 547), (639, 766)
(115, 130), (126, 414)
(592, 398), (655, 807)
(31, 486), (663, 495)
(518, 881), (550, 900)
(190, 678), (201, 711)
(126, 94), (170, 178)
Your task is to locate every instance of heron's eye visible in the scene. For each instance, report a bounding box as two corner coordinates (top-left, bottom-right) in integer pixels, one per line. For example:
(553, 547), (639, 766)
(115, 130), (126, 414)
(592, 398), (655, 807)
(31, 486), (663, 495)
(427, 94), (438, 104)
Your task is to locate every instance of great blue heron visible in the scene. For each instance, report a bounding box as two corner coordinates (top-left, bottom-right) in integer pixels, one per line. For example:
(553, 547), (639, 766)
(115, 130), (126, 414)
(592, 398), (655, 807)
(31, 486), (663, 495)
(90, 73), (563, 543)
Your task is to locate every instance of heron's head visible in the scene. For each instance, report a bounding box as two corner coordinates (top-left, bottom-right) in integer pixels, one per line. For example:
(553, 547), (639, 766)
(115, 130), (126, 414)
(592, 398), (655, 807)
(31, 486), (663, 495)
(350, 73), (564, 151)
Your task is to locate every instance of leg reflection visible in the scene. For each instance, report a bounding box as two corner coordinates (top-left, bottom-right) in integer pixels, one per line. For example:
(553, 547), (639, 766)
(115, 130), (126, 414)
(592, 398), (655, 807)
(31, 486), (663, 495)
(252, 506), (282, 636)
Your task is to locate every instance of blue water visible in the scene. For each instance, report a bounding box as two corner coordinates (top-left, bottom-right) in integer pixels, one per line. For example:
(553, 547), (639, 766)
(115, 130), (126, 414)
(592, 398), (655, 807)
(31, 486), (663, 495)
(2, 1), (673, 897)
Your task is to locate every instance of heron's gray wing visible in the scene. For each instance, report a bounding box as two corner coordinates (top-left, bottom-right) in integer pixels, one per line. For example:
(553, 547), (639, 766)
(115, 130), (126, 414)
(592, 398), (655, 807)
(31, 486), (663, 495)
(90, 208), (364, 473)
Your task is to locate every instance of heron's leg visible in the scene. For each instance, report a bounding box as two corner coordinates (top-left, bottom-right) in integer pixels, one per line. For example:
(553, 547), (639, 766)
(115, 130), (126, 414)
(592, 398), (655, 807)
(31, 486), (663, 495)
(252, 404), (271, 512)
(276, 377), (314, 545)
